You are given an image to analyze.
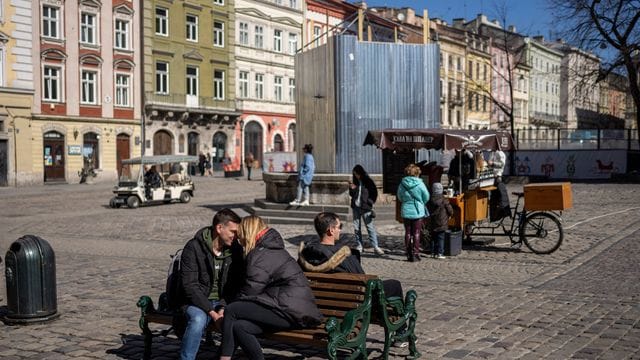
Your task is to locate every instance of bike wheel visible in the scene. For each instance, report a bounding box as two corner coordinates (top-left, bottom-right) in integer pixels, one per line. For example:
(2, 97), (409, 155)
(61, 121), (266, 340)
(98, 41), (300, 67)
(519, 212), (563, 254)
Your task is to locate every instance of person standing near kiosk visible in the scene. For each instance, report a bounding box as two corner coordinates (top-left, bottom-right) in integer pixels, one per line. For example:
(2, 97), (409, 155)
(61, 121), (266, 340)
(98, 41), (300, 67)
(397, 164), (430, 262)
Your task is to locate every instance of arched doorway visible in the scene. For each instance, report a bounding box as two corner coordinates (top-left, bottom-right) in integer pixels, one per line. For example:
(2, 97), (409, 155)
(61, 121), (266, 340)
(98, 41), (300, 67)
(43, 131), (65, 182)
(287, 123), (296, 151)
(154, 130), (174, 155)
(273, 134), (284, 152)
(212, 132), (227, 171)
(116, 134), (131, 177)
(244, 121), (263, 167)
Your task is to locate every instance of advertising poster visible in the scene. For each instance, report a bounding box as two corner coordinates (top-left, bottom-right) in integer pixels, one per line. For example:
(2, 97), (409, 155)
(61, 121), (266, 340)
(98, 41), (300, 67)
(262, 152), (297, 173)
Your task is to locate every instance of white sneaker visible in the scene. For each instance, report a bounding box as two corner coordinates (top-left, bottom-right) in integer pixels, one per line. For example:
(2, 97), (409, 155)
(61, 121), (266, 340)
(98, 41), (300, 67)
(355, 244), (363, 253)
(436, 254), (446, 259)
(299, 200), (310, 206)
(373, 247), (385, 256)
(289, 200), (300, 206)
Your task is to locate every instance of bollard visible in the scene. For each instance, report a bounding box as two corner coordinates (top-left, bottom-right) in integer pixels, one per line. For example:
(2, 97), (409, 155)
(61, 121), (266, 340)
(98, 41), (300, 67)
(3, 235), (59, 324)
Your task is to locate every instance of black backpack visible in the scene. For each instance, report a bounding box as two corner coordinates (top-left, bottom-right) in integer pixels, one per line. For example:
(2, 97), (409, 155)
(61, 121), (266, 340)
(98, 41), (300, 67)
(165, 249), (184, 311)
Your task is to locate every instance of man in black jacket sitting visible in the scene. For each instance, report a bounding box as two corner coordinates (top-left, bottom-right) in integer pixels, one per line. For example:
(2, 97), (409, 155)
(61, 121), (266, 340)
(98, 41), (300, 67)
(178, 208), (245, 360)
(298, 212), (403, 299)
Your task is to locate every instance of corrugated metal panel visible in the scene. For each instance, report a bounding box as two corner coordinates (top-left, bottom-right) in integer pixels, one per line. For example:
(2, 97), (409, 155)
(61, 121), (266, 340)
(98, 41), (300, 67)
(296, 35), (441, 174)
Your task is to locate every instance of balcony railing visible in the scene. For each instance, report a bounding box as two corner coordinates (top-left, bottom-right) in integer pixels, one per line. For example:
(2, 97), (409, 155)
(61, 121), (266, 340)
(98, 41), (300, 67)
(145, 92), (236, 111)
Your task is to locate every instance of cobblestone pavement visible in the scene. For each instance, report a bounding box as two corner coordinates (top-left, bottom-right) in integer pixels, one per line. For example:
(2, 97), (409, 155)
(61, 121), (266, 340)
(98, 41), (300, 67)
(1, 175), (640, 359)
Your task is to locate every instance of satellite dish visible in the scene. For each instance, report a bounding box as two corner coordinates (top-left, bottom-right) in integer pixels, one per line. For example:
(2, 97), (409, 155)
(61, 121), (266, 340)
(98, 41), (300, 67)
(397, 13), (405, 22)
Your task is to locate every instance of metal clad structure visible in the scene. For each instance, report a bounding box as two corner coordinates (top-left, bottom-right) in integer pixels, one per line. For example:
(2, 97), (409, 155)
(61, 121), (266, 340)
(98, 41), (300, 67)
(295, 35), (440, 174)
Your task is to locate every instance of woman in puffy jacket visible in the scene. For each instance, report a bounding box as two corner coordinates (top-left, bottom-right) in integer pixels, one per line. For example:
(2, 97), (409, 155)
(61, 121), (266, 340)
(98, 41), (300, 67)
(397, 163), (430, 262)
(219, 215), (323, 360)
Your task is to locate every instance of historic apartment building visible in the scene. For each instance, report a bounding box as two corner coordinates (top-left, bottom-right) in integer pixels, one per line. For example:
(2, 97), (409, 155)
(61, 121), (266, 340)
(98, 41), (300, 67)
(464, 30), (492, 129)
(143, 0), (239, 170)
(234, 0), (302, 166)
(29, 0), (143, 185)
(0, 0), (34, 186)
(523, 37), (563, 136)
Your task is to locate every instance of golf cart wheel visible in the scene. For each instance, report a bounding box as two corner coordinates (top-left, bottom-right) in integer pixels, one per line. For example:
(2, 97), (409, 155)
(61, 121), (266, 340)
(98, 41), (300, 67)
(109, 198), (121, 208)
(180, 191), (191, 203)
(127, 196), (140, 209)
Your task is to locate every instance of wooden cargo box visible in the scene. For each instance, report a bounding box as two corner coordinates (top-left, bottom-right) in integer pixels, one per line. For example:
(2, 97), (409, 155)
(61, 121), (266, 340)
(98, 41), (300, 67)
(464, 189), (489, 222)
(524, 182), (572, 211)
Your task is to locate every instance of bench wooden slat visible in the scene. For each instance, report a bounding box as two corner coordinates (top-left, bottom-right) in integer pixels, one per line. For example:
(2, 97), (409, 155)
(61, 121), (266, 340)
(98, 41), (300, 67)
(312, 290), (365, 302)
(315, 298), (363, 310)
(309, 281), (367, 293)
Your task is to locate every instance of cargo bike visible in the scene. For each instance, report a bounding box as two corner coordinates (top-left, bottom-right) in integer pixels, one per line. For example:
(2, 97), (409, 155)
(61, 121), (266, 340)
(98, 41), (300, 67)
(364, 128), (570, 255)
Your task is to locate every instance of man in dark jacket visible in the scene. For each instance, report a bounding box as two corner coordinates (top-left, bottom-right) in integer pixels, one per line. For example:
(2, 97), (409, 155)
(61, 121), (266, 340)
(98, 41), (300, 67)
(178, 208), (244, 360)
(298, 212), (403, 299)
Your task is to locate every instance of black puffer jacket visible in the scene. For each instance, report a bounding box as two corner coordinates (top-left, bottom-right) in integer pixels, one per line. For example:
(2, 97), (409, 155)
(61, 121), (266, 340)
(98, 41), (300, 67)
(349, 176), (378, 211)
(427, 194), (454, 232)
(240, 228), (323, 328)
(179, 227), (245, 313)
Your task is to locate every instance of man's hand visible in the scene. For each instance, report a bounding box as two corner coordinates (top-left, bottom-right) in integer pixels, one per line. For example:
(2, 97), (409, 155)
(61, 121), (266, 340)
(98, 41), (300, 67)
(209, 308), (225, 331)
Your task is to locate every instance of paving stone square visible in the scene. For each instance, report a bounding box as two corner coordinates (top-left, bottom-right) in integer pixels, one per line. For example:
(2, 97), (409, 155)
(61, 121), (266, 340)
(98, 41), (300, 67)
(1, 176), (640, 359)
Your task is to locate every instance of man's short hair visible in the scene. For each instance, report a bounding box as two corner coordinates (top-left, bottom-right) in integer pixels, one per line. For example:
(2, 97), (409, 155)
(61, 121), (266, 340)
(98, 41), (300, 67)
(212, 208), (241, 227)
(314, 212), (340, 237)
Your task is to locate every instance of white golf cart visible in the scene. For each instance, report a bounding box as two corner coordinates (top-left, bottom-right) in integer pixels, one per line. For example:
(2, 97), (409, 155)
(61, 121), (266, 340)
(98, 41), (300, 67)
(109, 155), (198, 209)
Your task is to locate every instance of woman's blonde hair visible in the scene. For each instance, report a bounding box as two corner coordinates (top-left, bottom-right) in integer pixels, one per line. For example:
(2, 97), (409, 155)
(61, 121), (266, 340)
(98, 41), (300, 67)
(238, 215), (268, 257)
(404, 163), (421, 177)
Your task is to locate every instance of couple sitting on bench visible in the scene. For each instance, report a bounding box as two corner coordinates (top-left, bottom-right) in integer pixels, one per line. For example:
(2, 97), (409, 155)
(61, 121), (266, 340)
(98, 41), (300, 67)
(151, 209), (412, 360)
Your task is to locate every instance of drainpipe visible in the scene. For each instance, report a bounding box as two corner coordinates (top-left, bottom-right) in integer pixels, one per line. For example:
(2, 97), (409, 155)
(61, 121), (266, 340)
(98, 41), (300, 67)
(139, 0), (146, 157)
(2, 105), (28, 187)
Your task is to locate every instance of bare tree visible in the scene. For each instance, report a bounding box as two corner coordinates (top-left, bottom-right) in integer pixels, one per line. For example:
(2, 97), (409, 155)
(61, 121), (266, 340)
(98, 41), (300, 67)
(548, 0), (640, 146)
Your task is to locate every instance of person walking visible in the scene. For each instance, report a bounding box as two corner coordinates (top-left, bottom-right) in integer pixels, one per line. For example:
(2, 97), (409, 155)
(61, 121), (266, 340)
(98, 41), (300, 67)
(289, 144), (315, 206)
(397, 163), (430, 262)
(349, 165), (384, 255)
(219, 215), (323, 360)
(245, 152), (254, 180)
(426, 183), (454, 259)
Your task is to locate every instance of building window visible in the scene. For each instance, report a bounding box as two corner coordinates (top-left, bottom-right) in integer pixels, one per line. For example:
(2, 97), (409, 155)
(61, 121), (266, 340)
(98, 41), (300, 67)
(289, 0), (298, 8)
(214, 70), (225, 100)
(288, 33), (298, 55)
(273, 29), (282, 52)
(213, 21), (225, 47)
(83, 132), (100, 169)
(81, 70), (98, 104)
(213, 0), (224, 4)
(457, 57), (462, 71)
(43, 65), (61, 101)
(255, 73), (264, 99)
(155, 61), (169, 94)
(80, 12), (97, 44)
(313, 25), (321, 47)
(155, 7), (168, 36)
(0, 48), (3, 87)
(255, 25), (264, 48)
(288, 78), (295, 102)
(114, 19), (129, 49)
(483, 64), (487, 81)
(238, 71), (248, 98)
(115, 73), (130, 107)
(468, 60), (473, 78)
(186, 66), (198, 96)
(42, 5), (60, 39)
(238, 22), (248, 45)
(274, 76), (283, 101)
(186, 14), (198, 42)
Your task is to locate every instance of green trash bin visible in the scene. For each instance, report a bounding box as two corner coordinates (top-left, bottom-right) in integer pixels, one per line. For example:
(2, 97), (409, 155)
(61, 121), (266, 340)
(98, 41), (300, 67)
(4, 235), (59, 324)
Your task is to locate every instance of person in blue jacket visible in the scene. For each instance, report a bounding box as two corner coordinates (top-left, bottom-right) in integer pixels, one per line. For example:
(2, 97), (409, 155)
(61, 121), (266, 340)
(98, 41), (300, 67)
(290, 144), (315, 206)
(397, 163), (430, 262)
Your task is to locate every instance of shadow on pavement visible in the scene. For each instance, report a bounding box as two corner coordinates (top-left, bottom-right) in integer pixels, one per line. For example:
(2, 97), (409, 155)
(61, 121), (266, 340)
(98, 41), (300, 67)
(198, 203), (251, 212)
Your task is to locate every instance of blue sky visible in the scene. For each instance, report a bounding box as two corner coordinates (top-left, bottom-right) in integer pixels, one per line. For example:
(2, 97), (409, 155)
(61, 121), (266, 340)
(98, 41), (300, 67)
(364, 0), (552, 38)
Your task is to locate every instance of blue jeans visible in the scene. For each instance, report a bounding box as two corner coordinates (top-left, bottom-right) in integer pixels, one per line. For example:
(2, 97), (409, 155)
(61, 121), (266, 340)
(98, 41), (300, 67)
(181, 300), (221, 360)
(431, 231), (445, 256)
(353, 207), (378, 248)
(295, 181), (310, 202)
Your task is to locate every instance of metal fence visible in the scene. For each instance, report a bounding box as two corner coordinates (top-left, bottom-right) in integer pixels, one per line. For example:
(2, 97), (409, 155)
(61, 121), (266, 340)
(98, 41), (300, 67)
(515, 128), (639, 151)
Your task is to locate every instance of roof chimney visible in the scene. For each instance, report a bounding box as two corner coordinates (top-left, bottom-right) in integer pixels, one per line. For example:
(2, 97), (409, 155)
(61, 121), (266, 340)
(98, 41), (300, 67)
(508, 25), (516, 33)
(533, 35), (545, 42)
(452, 18), (465, 29)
